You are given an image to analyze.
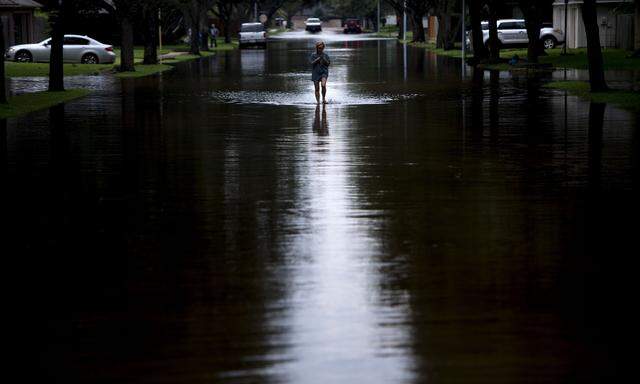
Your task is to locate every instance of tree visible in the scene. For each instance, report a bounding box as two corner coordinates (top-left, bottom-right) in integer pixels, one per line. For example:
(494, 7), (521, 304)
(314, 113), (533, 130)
(383, 0), (407, 40)
(518, 0), (551, 63)
(212, 0), (236, 44)
(434, 0), (460, 50)
(634, 0), (640, 52)
(48, 1), (65, 91)
(406, 0), (431, 43)
(582, 0), (607, 91)
(486, 0), (501, 61)
(0, 16), (7, 103)
(142, 1), (163, 65)
(468, 0), (488, 60)
(98, 0), (140, 72)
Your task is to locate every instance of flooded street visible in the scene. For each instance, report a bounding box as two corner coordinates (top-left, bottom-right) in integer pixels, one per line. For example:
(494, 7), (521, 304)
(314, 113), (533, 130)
(3, 32), (638, 383)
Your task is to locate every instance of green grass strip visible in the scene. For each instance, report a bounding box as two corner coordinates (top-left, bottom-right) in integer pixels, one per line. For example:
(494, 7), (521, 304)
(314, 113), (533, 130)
(5, 42), (239, 79)
(545, 81), (640, 111)
(114, 64), (173, 78)
(5, 62), (112, 77)
(0, 89), (91, 119)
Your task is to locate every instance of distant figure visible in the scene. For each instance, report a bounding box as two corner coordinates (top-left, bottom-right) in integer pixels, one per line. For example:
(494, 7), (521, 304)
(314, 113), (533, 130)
(509, 54), (520, 66)
(209, 24), (219, 48)
(310, 41), (330, 104)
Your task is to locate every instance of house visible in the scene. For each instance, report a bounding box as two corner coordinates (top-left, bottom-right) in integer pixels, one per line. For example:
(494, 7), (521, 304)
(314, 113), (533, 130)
(553, 0), (635, 49)
(0, 0), (42, 46)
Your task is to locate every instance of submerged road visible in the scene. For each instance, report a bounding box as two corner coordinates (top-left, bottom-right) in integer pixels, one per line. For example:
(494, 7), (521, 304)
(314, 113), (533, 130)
(3, 31), (638, 383)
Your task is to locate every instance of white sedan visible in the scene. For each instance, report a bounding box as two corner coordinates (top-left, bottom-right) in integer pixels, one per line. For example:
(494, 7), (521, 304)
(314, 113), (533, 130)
(5, 35), (116, 64)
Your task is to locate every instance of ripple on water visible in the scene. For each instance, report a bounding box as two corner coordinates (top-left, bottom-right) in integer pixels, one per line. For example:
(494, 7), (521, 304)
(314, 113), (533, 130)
(210, 90), (416, 107)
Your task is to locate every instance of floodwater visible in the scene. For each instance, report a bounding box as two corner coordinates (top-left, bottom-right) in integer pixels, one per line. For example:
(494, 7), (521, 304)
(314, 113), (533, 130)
(2, 31), (638, 383)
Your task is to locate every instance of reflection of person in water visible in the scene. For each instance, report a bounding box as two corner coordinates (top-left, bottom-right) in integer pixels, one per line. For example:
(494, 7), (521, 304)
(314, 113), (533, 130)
(313, 105), (329, 135)
(310, 41), (330, 104)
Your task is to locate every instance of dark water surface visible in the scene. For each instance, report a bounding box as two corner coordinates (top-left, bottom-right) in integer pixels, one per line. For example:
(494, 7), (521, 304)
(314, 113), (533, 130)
(3, 35), (639, 383)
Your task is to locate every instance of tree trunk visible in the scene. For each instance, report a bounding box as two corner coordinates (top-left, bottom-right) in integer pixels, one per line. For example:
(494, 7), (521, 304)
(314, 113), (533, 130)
(143, 8), (158, 65)
(200, 10), (209, 52)
(437, 13), (453, 49)
(224, 19), (231, 44)
(524, 14), (541, 63)
(0, 17), (7, 103)
(469, 0), (488, 60)
(396, 9), (404, 40)
(190, 10), (201, 55)
(488, 1), (500, 61)
(582, 0), (607, 91)
(120, 16), (136, 72)
(436, 13), (445, 48)
(412, 12), (425, 42)
(635, 0), (640, 51)
(520, 1), (544, 63)
(49, 8), (65, 92)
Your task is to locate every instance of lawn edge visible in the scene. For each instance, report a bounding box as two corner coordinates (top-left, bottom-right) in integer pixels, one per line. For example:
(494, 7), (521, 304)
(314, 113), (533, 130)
(0, 89), (92, 119)
(544, 80), (640, 111)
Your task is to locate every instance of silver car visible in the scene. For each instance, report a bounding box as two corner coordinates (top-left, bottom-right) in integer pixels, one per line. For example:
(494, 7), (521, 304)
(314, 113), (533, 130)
(481, 19), (565, 49)
(5, 34), (116, 64)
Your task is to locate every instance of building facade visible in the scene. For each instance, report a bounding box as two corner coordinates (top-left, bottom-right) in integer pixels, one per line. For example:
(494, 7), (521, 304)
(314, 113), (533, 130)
(553, 0), (635, 49)
(0, 0), (42, 46)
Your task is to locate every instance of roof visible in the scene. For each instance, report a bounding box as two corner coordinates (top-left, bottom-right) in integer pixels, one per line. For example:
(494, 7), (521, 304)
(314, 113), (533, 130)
(0, 0), (42, 8)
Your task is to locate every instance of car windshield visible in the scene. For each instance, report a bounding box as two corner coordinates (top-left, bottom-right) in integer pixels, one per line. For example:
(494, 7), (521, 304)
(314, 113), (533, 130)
(307, 18), (320, 22)
(481, 23), (489, 30)
(241, 24), (264, 32)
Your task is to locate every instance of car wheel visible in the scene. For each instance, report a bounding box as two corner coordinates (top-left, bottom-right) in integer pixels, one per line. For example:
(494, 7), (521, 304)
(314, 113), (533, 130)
(81, 53), (99, 64)
(15, 50), (33, 63)
(542, 36), (557, 50)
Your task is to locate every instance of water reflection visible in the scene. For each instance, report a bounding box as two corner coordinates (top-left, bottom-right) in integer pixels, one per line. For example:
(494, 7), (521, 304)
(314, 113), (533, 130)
(588, 102), (606, 193)
(0, 119), (6, 177)
(312, 105), (329, 135)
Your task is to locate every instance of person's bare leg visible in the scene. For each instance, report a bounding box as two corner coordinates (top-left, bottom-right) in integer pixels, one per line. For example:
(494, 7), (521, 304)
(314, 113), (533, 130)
(314, 81), (320, 104)
(321, 77), (327, 104)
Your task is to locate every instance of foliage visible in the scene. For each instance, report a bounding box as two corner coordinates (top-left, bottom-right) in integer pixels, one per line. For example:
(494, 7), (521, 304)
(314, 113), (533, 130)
(326, 0), (378, 19)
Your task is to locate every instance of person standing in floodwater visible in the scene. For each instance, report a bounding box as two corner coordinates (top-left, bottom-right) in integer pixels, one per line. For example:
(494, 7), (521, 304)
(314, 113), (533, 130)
(310, 41), (330, 104)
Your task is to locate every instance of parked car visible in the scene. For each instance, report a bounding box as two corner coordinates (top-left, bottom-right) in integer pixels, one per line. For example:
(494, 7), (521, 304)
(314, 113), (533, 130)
(479, 19), (565, 49)
(5, 35), (116, 64)
(343, 19), (362, 34)
(239, 22), (267, 49)
(305, 18), (322, 33)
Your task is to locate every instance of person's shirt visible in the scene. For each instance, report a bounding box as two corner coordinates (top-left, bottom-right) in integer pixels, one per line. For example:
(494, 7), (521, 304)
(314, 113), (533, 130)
(310, 52), (330, 70)
(210, 27), (219, 37)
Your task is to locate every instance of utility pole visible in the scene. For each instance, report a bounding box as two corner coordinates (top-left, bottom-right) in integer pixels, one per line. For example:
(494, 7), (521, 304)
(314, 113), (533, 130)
(254, 0), (258, 22)
(377, 0), (381, 33)
(461, 0), (466, 66)
(403, 0), (407, 41)
(158, 9), (163, 64)
(563, 0), (568, 55)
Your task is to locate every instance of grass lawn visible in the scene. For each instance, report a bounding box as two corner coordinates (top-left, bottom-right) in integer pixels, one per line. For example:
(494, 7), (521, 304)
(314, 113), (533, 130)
(114, 64), (174, 78)
(5, 62), (111, 77)
(495, 48), (640, 71)
(0, 89), (91, 119)
(545, 81), (640, 111)
(4, 42), (239, 79)
(377, 27), (640, 71)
